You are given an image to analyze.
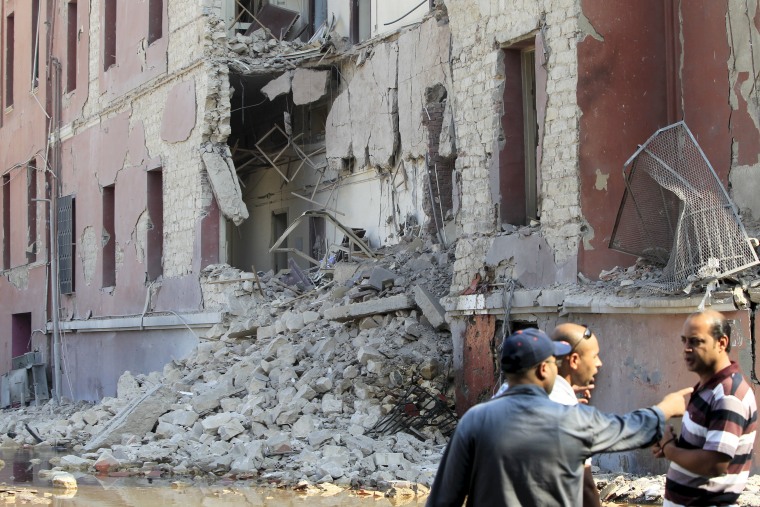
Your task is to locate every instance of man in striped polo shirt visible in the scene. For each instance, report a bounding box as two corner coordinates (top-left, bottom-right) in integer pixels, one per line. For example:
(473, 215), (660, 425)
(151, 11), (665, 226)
(654, 310), (757, 506)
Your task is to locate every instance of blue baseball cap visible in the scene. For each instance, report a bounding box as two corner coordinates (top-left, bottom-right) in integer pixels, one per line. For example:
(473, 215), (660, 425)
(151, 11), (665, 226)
(501, 328), (572, 373)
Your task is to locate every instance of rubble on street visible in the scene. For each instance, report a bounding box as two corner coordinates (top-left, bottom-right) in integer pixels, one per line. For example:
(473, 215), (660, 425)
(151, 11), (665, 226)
(0, 237), (455, 499)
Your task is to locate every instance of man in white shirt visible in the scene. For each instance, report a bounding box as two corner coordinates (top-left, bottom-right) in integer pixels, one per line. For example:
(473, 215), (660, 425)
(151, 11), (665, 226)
(551, 323), (603, 507)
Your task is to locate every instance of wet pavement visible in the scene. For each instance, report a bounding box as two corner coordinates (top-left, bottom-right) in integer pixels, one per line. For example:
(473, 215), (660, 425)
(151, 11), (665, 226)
(0, 448), (427, 506)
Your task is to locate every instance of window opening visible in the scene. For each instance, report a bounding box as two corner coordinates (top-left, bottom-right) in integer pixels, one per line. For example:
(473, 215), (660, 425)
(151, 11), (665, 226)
(57, 195), (75, 294)
(2, 173), (10, 268)
(146, 169), (163, 281)
(103, 0), (116, 70)
(499, 46), (538, 226)
(31, 0), (39, 88)
(66, 1), (77, 92)
(102, 185), (115, 287)
(11, 312), (31, 358)
(27, 163), (37, 263)
(148, 0), (162, 44)
(6, 13), (14, 106)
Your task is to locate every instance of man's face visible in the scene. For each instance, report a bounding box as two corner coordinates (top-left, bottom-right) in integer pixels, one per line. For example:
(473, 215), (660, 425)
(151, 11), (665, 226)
(543, 356), (560, 394)
(681, 315), (723, 376)
(570, 335), (602, 387)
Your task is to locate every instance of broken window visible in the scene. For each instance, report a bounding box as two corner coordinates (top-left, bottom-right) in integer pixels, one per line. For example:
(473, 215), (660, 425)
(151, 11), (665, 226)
(103, 0), (116, 71)
(6, 13), (14, 107)
(146, 169), (163, 282)
(500, 45), (538, 226)
(57, 195), (75, 294)
(148, 0), (162, 44)
(610, 122), (760, 292)
(26, 162), (37, 263)
(11, 312), (31, 359)
(66, 1), (77, 92)
(2, 173), (9, 269)
(102, 184), (115, 287)
(31, 0), (39, 89)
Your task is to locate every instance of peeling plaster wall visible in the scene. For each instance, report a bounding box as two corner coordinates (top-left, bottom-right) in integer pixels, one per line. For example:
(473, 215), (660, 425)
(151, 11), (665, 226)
(445, 0), (581, 291)
(727, 0), (760, 219)
(54, 1), (213, 321)
(325, 18), (452, 170)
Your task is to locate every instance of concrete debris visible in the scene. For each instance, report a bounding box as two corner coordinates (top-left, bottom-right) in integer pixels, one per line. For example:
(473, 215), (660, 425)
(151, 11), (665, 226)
(261, 71), (292, 100)
(0, 237), (455, 496)
(200, 144), (249, 225)
(292, 68), (330, 105)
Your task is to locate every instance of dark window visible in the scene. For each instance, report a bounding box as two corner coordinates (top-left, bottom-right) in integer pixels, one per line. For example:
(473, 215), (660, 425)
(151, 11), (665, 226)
(6, 13), (14, 106)
(103, 0), (116, 70)
(500, 46), (537, 226)
(2, 173), (10, 268)
(27, 163), (37, 263)
(58, 195), (75, 294)
(148, 0), (162, 44)
(146, 169), (163, 281)
(102, 185), (115, 287)
(31, 0), (39, 88)
(11, 312), (31, 358)
(67, 1), (77, 92)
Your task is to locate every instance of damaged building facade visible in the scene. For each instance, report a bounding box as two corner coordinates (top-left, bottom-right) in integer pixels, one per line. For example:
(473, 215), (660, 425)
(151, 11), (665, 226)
(3, 0), (760, 474)
(0, 1), (448, 402)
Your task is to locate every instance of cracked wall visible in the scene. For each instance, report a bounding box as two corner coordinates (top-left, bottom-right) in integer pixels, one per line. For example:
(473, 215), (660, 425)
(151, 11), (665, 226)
(727, 0), (760, 220)
(445, 0), (581, 292)
(325, 18), (453, 170)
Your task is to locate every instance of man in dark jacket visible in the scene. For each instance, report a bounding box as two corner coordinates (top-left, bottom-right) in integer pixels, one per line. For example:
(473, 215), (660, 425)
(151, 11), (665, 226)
(426, 328), (693, 507)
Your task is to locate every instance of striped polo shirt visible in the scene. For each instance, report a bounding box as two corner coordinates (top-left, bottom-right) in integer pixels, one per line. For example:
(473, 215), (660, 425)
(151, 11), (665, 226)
(664, 362), (757, 506)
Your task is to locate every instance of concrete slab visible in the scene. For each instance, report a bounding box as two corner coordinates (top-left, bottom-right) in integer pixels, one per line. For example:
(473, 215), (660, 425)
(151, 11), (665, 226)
(324, 294), (414, 321)
(261, 71), (292, 100)
(413, 285), (447, 330)
(292, 69), (330, 105)
(84, 385), (177, 451)
(201, 149), (249, 225)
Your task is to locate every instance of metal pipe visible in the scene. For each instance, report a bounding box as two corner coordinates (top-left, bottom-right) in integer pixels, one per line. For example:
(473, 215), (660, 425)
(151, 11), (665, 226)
(50, 58), (62, 402)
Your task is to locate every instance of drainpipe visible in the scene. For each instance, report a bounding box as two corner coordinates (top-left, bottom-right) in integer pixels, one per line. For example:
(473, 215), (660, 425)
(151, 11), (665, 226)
(49, 58), (62, 403)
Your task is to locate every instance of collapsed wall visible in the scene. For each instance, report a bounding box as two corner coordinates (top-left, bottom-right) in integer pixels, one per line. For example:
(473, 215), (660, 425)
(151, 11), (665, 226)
(0, 238), (455, 494)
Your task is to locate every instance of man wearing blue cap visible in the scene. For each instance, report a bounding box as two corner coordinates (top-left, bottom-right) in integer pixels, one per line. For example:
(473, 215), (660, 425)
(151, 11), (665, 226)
(426, 328), (693, 507)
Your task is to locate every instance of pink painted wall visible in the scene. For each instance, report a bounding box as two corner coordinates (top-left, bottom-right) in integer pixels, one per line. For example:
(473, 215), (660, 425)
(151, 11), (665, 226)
(571, 310), (760, 474)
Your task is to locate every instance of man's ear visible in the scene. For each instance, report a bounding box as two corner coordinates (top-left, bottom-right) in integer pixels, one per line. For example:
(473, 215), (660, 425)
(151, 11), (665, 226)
(568, 352), (580, 369)
(535, 361), (548, 380)
(718, 334), (730, 352)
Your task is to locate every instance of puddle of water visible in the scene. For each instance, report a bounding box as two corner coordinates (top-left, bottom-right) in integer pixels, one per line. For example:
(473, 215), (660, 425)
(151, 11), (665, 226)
(0, 448), (427, 506)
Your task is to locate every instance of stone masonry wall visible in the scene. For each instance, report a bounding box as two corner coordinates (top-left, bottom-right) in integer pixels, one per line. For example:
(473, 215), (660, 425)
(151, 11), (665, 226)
(445, 0), (583, 285)
(74, 0), (210, 277)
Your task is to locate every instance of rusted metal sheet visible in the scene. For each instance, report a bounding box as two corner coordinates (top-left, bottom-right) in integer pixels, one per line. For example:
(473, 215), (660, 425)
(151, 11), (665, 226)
(455, 315), (496, 416)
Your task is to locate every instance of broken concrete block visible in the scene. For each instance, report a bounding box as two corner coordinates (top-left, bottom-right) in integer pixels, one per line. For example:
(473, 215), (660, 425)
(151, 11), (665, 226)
(368, 267), (397, 290)
(84, 385), (177, 452)
(261, 71), (293, 100)
(321, 394), (343, 414)
(419, 358), (440, 380)
(413, 285), (447, 330)
(324, 295), (414, 322)
(292, 68), (330, 105)
(201, 149), (249, 226)
(315, 377), (332, 393)
(357, 346), (384, 365)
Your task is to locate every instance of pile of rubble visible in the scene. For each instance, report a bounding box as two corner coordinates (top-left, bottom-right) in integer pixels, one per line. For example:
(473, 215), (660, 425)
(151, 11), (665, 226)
(593, 472), (760, 506)
(0, 237), (456, 497)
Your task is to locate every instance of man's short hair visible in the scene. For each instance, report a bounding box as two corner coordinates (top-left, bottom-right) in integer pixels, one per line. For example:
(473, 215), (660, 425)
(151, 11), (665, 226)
(708, 315), (732, 353)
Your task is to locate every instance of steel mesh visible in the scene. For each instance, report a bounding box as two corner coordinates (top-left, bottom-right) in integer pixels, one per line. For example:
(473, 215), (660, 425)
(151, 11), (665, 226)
(610, 122), (759, 292)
